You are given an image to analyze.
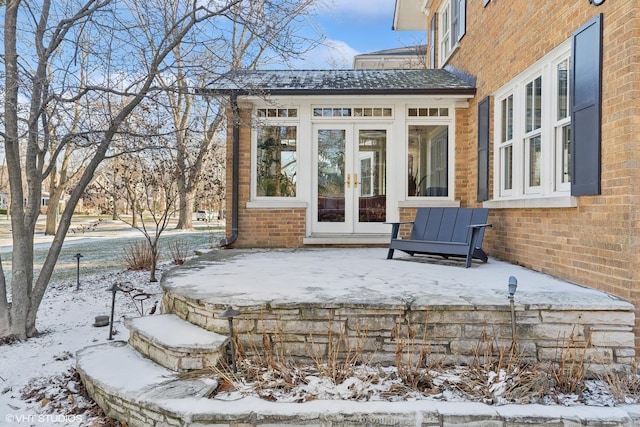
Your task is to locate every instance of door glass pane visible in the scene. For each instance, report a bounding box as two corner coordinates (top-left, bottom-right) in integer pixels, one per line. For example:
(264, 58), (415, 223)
(358, 130), (386, 223)
(317, 129), (345, 222)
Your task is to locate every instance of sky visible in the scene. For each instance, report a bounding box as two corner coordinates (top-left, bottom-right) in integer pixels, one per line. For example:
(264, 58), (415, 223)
(294, 0), (426, 69)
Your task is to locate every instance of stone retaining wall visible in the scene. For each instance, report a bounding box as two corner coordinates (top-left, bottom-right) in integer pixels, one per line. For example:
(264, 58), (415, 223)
(162, 290), (636, 376)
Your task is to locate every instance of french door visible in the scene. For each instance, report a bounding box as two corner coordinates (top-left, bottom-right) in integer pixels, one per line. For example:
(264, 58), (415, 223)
(312, 124), (388, 234)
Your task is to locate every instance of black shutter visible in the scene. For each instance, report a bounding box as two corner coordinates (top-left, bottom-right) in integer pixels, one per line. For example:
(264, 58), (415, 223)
(477, 96), (490, 202)
(570, 14), (602, 196)
(429, 14), (436, 69)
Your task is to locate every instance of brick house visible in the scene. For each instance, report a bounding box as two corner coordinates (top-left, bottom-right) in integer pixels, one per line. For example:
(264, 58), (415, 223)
(208, 0), (640, 352)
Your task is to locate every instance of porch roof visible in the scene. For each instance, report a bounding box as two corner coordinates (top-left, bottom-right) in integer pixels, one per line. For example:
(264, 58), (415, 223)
(204, 69), (476, 97)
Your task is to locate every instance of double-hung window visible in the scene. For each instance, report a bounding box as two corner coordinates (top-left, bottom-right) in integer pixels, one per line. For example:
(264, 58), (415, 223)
(437, 0), (466, 65)
(524, 75), (542, 193)
(494, 40), (571, 200)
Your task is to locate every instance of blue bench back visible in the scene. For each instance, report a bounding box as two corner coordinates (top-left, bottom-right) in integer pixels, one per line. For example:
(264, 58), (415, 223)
(410, 208), (489, 244)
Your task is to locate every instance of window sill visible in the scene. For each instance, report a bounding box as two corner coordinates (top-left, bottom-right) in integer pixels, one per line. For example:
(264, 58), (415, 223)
(398, 199), (460, 208)
(246, 200), (307, 209)
(483, 195), (577, 209)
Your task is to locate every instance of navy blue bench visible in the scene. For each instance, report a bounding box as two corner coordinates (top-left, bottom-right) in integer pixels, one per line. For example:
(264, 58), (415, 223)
(386, 208), (491, 268)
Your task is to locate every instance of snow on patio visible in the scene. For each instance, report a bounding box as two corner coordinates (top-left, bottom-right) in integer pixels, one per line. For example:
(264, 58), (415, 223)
(163, 247), (629, 309)
(1, 243), (639, 426)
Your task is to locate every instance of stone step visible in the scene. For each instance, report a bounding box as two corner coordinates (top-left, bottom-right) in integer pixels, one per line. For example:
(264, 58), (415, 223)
(124, 313), (228, 371)
(76, 341), (218, 427)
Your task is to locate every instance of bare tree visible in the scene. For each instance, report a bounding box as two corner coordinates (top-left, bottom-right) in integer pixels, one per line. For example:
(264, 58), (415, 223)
(164, 0), (323, 229)
(1, 0), (246, 340)
(118, 147), (179, 282)
(44, 47), (94, 235)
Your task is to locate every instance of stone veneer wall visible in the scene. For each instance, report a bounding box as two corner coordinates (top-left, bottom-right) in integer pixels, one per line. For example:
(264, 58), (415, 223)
(162, 290), (636, 376)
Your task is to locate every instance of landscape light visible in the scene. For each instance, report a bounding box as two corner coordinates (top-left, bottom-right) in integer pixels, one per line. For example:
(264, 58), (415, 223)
(106, 283), (123, 340)
(74, 253), (84, 291)
(508, 276), (518, 346)
(218, 306), (240, 373)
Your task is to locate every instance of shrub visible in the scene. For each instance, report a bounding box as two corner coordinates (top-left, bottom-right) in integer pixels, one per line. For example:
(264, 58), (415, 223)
(167, 239), (190, 265)
(122, 241), (156, 270)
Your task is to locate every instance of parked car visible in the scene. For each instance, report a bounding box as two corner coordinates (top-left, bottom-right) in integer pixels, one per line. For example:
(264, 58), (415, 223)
(196, 210), (210, 221)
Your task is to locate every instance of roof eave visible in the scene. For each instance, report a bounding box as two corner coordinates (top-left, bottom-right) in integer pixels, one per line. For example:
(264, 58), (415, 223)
(207, 88), (476, 97)
(393, 0), (428, 31)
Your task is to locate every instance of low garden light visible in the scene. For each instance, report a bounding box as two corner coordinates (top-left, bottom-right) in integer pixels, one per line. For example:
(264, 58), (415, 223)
(73, 253), (84, 291)
(106, 283), (123, 340)
(508, 276), (518, 346)
(218, 306), (240, 373)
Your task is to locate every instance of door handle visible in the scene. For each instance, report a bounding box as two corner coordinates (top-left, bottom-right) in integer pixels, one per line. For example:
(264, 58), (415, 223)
(346, 174), (351, 188)
(354, 173), (358, 188)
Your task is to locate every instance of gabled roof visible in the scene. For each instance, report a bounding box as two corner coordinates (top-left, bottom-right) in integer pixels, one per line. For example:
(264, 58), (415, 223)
(205, 69), (475, 96)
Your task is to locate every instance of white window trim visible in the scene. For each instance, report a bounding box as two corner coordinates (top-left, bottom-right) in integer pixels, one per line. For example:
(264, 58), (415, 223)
(251, 111), (301, 203)
(437, 0), (465, 66)
(491, 39), (572, 206)
(403, 116), (456, 202)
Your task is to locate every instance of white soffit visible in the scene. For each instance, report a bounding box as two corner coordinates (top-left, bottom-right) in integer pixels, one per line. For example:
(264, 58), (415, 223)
(393, 0), (428, 31)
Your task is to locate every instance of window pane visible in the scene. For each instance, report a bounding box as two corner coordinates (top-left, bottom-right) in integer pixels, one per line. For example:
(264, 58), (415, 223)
(560, 125), (571, 184)
(501, 95), (513, 142)
(407, 125), (449, 197)
(526, 76), (542, 132)
(557, 60), (569, 120)
(503, 145), (513, 191)
(256, 126), (297, 197)
(528, 135), (541, 187)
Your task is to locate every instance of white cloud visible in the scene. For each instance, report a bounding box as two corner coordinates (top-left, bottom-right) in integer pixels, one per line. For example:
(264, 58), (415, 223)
(293, 39), (360, 69)
(319, 0), (394, 18)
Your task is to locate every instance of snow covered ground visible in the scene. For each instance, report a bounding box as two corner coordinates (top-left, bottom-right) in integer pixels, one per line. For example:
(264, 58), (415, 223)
(0, 221), (219, 426)
(1, 221), (639, 426)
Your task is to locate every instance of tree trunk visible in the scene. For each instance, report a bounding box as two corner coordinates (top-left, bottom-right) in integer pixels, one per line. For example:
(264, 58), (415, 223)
(149, 242), (158, 283)
(0, 256), (10, 338)
(10, 224), (36, 339)
(44, 188), (63, 236)
(175, 189), (195, 229)
(131, 202), (137, 229)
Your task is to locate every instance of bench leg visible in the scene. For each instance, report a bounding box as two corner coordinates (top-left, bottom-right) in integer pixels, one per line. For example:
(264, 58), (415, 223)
(473, 247), (488, 263)
(387, 248), (395, 259)
(387, 223), (401, 260)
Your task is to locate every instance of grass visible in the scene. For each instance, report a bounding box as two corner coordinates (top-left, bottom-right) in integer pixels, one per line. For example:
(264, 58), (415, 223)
(0, 218), (223, 284)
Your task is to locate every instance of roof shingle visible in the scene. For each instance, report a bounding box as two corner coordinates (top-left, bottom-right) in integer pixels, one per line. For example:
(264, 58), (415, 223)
(205, 69), (476, 96)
